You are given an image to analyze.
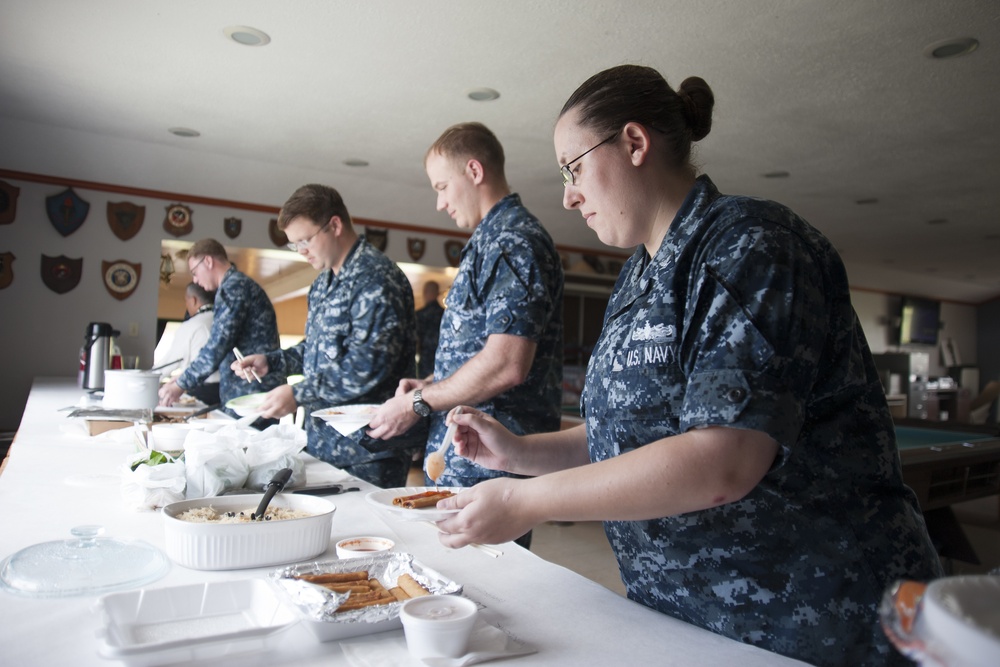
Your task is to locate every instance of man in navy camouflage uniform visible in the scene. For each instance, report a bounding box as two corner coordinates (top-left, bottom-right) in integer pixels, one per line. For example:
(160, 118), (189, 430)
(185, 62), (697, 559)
(159, 238), (285, 421)
(434, 66), (942, 666)
(234, 184), (419, 488)
(368, 122), (564, 520)
(415, 281), (444, 379)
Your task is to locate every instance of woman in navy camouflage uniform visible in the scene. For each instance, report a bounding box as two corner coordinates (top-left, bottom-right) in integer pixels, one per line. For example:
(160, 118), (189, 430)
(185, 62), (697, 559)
(436, 65), (942, 666)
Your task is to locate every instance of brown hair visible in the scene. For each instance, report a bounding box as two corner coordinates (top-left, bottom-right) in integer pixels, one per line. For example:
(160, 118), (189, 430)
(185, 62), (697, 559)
(425, 122), (506, 177)
(559, 65), (714, 169)
(278, 184), (353, 231)
(188, 238), (229, 262)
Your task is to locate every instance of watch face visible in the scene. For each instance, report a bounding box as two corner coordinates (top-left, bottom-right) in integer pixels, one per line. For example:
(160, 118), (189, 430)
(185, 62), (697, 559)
(413, 391), (431, 417)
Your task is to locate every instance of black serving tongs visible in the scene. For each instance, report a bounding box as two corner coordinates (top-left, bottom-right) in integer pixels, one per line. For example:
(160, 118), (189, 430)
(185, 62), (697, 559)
(251, 468), (293, 521)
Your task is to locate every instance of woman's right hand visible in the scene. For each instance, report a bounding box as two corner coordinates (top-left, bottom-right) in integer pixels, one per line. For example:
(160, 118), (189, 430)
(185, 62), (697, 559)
(448, 407), (522, 473)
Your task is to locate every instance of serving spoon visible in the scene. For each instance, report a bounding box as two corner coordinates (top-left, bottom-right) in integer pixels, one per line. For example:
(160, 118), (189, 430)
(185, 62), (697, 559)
(251, 467), (293, 521)
(425, 406), (461, 484)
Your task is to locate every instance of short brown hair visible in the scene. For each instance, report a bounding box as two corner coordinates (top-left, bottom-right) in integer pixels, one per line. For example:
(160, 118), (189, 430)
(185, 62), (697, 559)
(560, 65), (714, 170)
(188, 238), (229, 262)
(426, 122), (505, 178)
(278, 183), (352, 231)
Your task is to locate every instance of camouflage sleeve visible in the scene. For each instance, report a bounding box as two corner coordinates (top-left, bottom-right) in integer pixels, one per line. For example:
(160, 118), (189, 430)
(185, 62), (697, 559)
(480, 234), (552, 341)
(177, 281), (246, 390)
(292, 278), (408, 406)
(678, 219), (827, 453)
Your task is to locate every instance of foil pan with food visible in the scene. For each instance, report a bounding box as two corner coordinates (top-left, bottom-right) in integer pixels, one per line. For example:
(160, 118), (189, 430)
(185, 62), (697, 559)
(268, 551), (463, 641)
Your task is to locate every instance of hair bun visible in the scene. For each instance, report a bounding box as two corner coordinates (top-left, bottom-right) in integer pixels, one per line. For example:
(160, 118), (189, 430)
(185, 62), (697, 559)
(678, 77), (714, 142)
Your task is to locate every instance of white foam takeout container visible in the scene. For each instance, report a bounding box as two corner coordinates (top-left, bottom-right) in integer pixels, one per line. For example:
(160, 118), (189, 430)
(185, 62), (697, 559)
(161, 494), (336, 570)
(95, 579), (297, 667)
(269, 551), (463, 642)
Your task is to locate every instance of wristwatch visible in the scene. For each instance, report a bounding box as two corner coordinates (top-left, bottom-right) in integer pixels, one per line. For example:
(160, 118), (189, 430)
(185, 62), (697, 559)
(412, 389), (432, 417)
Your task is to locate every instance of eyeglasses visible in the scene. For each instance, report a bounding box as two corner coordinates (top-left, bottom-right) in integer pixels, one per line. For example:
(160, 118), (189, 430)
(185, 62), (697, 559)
(286, 220), (331, 252)
(560, 129), (621, 187)
(188, 256), (206, 274)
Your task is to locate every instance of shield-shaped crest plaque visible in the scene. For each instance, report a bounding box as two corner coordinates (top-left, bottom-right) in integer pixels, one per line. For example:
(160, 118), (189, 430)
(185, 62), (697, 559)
(0, 252), (14, 289)
(107, 201), (145, 241)
(365, 227), (387, 252)
(224, 216), (242, 239)
(40, 254), (83, 294)
(46, 188), (90, 237)
(407, 238), (426, 261)
(102, 260), (141, 301)
(0, 180), (19, 225)
(268, 218), (288, 248)
(444, 239), (464, 268)
(164, 203), (193, 237)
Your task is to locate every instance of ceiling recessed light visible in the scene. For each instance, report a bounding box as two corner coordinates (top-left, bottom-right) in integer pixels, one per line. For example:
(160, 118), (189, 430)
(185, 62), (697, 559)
(762, 170), (789, 178)
(224, 25), (271, 47)
(343, 158), (369, 167)
(924, 37), (978, 59)
(467, 88), (500, 102)
(168, 127), (200, 138)
(855, 198), (879, 205)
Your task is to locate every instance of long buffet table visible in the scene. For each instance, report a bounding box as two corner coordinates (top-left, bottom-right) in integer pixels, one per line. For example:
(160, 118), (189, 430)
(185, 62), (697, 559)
(0, 378), (810, 666)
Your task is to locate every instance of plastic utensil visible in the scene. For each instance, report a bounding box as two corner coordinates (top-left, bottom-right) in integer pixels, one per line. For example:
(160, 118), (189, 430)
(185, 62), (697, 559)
(426, 406), (461, 483)
(252, 468), (293, 521)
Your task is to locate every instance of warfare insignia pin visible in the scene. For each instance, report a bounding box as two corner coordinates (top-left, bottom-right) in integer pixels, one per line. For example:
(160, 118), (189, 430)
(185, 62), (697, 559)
(407, 238), (426, 261)
(46, 188), (90, 236)
(0, 252), (14, 289)
(163, 203), (193, 237)
(107, 201), (145, 241)
(224, 216), (242, 239)
(365, 227), (388, 252)
(268, 218), (288, 247)
(40, 254), (83, 294)
(0, 180), (19, 225)
(102, 259), (141, 300)
(444, 239), (464, 267)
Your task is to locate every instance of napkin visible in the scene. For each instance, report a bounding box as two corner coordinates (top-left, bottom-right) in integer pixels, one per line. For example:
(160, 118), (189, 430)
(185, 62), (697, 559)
(340, 619), (536, 667)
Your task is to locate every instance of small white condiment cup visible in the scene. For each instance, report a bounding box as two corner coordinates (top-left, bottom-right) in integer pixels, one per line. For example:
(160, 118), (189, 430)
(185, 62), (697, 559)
(400, 595), (478, 660)
(335, 536), (394, 559)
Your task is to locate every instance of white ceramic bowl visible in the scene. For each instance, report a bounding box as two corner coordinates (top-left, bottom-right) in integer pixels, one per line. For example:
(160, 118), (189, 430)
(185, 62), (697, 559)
(336, 536), (395, 559)
(225, 393), (267, 417)
(150, 423), (198, 453)
(161, 494), (336, 570)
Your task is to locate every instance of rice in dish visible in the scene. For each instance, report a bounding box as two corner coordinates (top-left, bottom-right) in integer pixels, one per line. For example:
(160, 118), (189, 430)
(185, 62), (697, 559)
(177, 506), (313, 523)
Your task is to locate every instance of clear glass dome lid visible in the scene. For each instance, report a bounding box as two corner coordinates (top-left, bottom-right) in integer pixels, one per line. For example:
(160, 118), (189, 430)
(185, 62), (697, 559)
(0, 525), (169, 598)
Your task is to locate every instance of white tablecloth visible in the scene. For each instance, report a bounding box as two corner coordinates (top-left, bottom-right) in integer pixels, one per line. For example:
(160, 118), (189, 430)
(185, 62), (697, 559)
(0, 378), (810, 666)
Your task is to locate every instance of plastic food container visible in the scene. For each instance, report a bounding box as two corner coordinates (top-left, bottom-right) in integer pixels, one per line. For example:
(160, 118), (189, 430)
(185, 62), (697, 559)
(336, 536), (395, 559)
(401, 595), (479, 660)
(95, 579), (297, 667)
(269, 552), (462, 642)
(161, 494), (336, 570)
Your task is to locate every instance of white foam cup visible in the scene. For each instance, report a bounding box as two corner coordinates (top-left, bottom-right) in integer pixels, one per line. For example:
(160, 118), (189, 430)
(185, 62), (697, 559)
(400, 595), (478, 659)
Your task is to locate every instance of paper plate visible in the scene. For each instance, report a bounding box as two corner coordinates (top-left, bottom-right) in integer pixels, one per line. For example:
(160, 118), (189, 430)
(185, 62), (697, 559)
(311, 404), (379, 436)
(365, 486), (462, 522)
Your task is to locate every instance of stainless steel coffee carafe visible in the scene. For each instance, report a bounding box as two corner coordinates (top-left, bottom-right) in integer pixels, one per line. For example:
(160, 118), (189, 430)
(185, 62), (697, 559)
(82, 322), (118, 391)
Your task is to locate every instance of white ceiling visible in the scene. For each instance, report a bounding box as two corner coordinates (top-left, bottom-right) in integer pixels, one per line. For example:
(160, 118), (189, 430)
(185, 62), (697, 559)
(2, 1), (999, 304)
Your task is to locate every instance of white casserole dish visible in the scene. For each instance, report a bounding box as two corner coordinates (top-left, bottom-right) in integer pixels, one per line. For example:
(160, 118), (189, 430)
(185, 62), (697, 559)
(95, 579), (297, 667)
(161, 494), (336, 570)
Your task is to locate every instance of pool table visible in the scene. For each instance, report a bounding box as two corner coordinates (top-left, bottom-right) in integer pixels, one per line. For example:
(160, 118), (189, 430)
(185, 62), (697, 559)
(896, 422), (1000, 511)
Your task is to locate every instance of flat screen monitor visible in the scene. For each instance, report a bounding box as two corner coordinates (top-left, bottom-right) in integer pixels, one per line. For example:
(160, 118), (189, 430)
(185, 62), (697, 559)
(899, 296), (940, 346)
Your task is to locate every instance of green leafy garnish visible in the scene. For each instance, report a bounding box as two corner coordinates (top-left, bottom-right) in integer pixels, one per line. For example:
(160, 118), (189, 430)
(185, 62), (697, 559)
(130, 450), (171, 471)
